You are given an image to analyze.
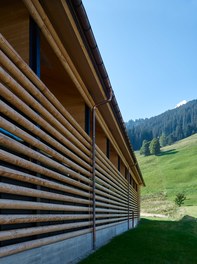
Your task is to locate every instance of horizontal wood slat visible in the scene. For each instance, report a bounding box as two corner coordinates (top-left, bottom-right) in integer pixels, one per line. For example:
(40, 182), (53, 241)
(0, 149), (91, 194)
(0, 80), (91, 164)
(0, 101), (90, 170)
(0, 33), (91, 143)
(0, 32), (140, 258)
(0, 213), (128, 225)
(0, 221), (92, 242)
(0, 165), (90, 198)
(0, 228), (92, 258)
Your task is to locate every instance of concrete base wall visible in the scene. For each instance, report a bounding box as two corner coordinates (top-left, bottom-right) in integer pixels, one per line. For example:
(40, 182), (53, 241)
(0, 219), (139, 264)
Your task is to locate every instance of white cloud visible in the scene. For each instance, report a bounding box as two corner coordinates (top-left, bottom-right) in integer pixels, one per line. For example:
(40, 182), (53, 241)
(175, 100), (187, 108)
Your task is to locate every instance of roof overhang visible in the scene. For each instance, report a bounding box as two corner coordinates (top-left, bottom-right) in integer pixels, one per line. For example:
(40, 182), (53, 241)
(38, 0), (145, 186)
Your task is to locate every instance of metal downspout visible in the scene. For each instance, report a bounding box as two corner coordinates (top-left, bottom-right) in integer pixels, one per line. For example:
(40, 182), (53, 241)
(69, 0), (145, 187)
(92, 89), (113, 250)
(127, 172), (130, 230)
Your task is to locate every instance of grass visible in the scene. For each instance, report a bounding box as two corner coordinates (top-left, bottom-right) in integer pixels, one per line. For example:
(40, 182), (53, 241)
(136, 134), (197, 218)
(80, 135), (197, 263)
(80, 217), (197, 264)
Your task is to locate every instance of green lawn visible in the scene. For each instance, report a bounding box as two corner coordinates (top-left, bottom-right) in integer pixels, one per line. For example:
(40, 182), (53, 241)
(80, 217), (197, 264)
(136, 134), (197, 218)
(80, 135), (197, 263)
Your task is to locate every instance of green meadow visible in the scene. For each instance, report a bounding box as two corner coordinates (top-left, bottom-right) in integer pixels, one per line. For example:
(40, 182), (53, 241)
(80, 134), (197, 264)
(136, 133), (197, 218)
(80, 217), (197, 264)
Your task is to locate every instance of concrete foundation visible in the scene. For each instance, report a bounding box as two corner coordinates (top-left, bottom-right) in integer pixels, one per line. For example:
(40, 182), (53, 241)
(0, 219), (139, 264)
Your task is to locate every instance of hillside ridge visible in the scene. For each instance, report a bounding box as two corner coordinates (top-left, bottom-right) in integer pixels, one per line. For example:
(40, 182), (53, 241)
(126, 99), (197, 150)
(136, 133), (197, 218)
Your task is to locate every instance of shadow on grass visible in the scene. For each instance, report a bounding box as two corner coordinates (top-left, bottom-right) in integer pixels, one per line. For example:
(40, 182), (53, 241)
(159, 149), (179, 156)
(181, 215), (197, 222)
(80, 216), (197, 264)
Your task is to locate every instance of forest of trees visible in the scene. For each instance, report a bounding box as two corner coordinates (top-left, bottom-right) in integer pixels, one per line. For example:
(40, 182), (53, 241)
(126, 99), (197, 150)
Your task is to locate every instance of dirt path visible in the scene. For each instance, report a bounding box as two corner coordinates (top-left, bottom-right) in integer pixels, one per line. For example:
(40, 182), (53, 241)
(141, 212), (168, 218)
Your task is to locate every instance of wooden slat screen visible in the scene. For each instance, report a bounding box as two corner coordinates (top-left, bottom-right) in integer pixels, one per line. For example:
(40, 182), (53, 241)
(0, 34), (139, 258)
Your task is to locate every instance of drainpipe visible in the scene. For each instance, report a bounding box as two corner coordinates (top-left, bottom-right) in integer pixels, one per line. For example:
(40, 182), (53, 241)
(127, 171), (130, 230)
(92, 89), (113, 250)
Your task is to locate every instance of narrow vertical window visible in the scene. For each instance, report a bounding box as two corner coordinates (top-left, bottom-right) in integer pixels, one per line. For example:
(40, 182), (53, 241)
(125, 167), (128, 180)
(85, 104), (91, 135)
(130, 174), (132, 185)
(106, 138), (110, 159)
(29, 17), (40, 76)
(118, 156), (121, 172)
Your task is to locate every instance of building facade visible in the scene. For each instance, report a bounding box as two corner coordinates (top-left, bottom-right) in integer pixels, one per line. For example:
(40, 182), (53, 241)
(0, 1), (145, 263)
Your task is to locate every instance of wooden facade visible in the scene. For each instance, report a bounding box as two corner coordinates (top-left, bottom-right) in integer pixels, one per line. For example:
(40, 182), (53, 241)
(0, 0), (145, 261)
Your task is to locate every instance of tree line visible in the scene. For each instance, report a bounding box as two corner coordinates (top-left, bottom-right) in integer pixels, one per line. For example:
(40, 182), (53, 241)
(126, 99), (197, 150)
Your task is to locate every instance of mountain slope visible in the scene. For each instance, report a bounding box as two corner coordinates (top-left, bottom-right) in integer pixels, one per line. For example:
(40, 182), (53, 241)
(136, 134), (197, 218)
(127, 99), (197, 150)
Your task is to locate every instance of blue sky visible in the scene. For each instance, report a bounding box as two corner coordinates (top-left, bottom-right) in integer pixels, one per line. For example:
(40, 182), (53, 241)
(83, 0), (197, 121)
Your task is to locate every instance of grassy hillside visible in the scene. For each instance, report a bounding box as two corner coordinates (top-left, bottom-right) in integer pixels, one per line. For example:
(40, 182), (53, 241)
(136, 133), (197, 218)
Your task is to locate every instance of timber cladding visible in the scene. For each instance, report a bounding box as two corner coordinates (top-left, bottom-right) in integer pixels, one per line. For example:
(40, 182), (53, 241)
(0, 33), (139, 259)
(0, 0), (29, 64)
(0, 0), (143, 260)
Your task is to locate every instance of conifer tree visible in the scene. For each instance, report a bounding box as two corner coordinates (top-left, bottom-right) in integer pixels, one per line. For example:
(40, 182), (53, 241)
(149, 138), (160, 155)
(159, 134), (167, 147)
(140, 140), (150, 156)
